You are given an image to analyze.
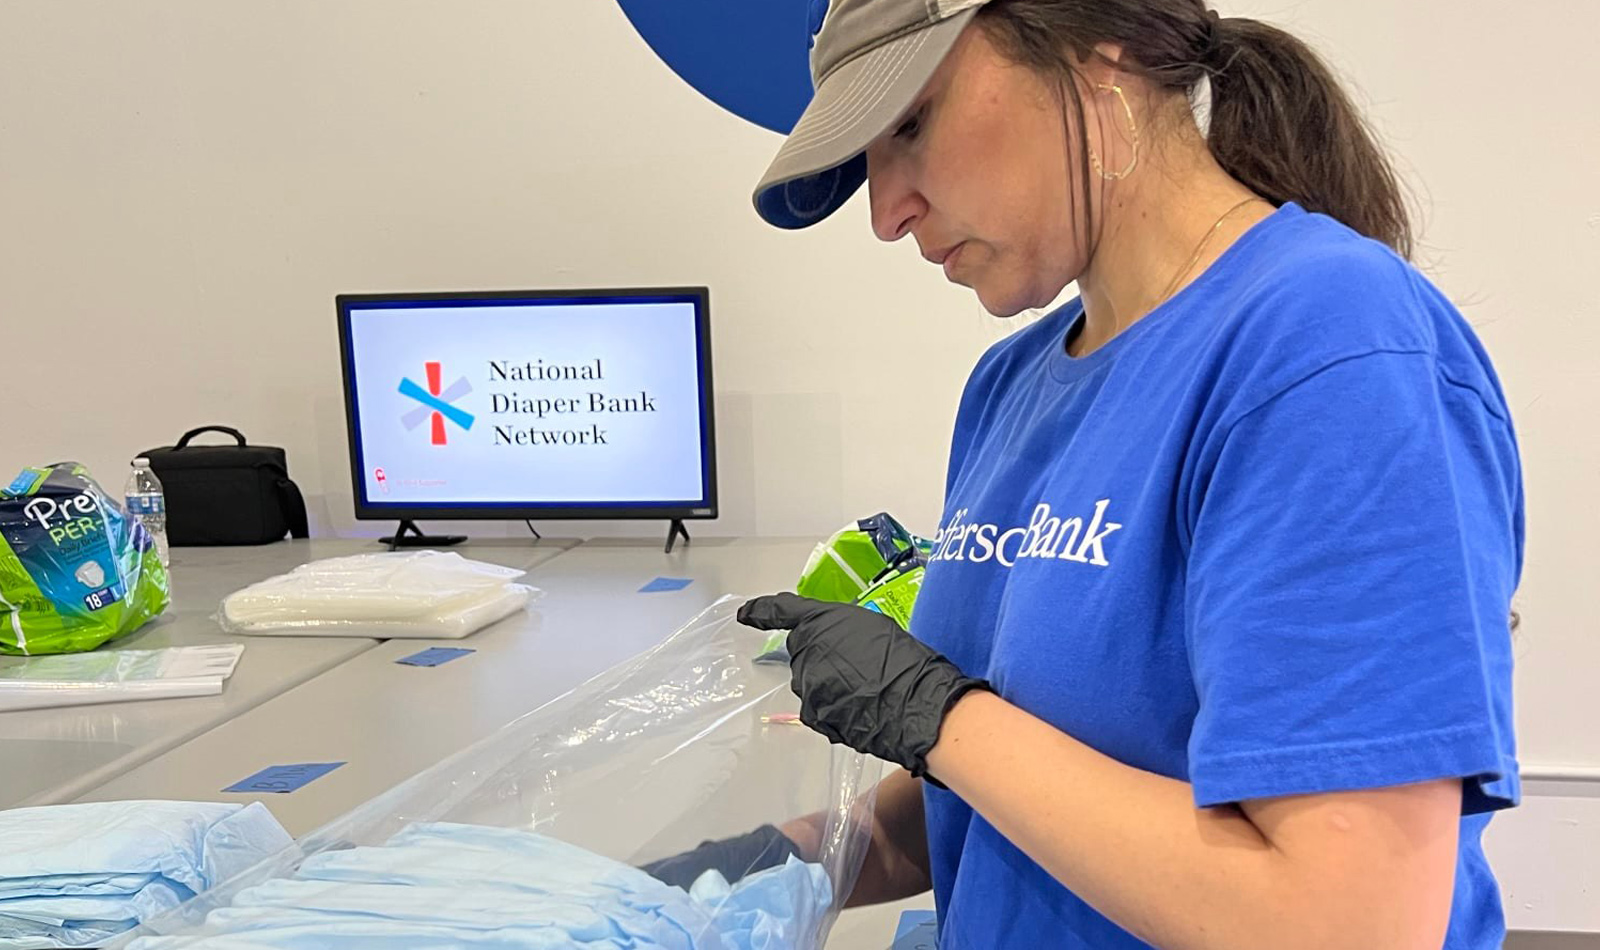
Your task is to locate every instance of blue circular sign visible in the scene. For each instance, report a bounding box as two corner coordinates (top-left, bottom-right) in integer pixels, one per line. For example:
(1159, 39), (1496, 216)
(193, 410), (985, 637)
(615, 0), (818, 134)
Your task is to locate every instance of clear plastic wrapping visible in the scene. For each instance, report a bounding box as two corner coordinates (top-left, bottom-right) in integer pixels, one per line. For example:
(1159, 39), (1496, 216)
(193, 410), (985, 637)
(113, 597), (884, 949)
(217, 551), (540, 639)
(0, 643), (244, 711)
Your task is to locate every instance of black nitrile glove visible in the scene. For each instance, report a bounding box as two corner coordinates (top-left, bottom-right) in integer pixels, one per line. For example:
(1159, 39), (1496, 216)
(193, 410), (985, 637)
(737, 593), (991, 782)
(640, 824), (802, 890)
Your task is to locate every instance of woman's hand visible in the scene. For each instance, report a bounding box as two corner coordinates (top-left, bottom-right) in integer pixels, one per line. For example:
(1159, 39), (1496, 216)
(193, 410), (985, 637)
(642, 770), (934, 907)
(639, 824), (802, 890)
(737, 593), (990, 781)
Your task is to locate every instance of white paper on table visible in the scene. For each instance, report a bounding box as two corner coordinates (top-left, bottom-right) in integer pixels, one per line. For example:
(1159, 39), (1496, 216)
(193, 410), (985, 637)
(0, 643), (245, 712)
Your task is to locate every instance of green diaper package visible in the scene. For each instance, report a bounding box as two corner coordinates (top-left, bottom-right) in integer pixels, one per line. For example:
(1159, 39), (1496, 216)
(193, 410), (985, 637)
(794, 512), (927, 603)
(0, 463), (170, 655)
(854, 563), (924, 631)
(758, 512), (930, 662)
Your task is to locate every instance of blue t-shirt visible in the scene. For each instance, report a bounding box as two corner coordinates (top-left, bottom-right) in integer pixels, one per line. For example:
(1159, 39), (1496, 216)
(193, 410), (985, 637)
(911, 203), (1523, 949)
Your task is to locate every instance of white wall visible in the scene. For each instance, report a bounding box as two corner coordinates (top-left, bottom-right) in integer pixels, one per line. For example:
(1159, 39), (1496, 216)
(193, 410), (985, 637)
(0, 0), (1001, 544)
(2, 0), (1596, 778)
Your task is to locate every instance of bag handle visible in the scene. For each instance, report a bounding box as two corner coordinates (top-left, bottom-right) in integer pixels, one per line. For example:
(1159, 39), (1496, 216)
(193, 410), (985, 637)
(175, 425), (248, 449)
(276, 477), (310, 539)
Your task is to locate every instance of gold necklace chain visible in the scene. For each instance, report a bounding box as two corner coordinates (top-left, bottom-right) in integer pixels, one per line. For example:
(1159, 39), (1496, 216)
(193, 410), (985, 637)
(1154, 196), (1267, 307)
(1070, 196), (1267, 358)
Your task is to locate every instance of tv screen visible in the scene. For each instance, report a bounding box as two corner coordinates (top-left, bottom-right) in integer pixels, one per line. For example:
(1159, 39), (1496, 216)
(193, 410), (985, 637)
(336, 288), (716, 521)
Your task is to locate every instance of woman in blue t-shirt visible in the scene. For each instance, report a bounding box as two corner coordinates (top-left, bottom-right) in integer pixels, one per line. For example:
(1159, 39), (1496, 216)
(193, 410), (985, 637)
(647, 1), (1523, 947)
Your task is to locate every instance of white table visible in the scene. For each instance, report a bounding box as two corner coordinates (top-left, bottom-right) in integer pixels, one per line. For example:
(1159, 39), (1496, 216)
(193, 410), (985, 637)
(76, 537), (818, 836)
(44, 537), (1598, 946)
(1, 538), (572, 807)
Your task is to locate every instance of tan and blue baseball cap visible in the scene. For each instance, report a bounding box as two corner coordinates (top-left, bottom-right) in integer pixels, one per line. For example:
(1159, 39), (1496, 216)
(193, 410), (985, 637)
(753, 0), (991, 229)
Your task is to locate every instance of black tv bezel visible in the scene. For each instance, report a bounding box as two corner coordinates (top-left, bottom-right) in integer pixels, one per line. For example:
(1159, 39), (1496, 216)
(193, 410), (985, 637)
(335, 286), (718, 523)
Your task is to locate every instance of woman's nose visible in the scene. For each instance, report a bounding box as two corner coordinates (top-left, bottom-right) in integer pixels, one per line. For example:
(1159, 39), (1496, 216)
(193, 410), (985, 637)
(867, 149), (925, 243)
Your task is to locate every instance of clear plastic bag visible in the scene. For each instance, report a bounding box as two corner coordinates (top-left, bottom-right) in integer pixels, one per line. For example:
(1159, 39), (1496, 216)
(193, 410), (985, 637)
(111, 597), (885, 949)
(0, 643), (244, 711)
(217, 551), (541, 639)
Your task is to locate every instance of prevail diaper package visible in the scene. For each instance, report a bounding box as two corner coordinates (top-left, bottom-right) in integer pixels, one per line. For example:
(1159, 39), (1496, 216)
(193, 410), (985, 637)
(757, 512), (930, 662)
(0, 463), (170, 655)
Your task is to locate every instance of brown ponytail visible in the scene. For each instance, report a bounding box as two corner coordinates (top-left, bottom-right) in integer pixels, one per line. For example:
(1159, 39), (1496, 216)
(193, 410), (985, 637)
(976, 0), (1415, 258)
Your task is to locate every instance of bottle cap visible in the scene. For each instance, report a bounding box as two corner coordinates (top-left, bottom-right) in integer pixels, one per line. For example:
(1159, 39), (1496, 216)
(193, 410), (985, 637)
(132, 457), (151, 467)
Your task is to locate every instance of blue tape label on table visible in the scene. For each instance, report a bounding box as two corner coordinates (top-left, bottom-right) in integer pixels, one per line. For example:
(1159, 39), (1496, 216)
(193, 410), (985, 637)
(639, 577), (693, 593)
(223, 762), (345, 794)
(893, 910), (938, 949)
(396, 647), (475, 667)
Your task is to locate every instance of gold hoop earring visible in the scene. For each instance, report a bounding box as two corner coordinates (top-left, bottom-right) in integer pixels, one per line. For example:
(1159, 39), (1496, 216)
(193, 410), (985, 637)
(1088, 82), (1140, 181)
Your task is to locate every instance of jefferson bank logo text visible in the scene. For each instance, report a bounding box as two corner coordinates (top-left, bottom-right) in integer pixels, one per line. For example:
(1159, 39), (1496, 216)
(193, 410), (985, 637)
(930, 500), (1122, 568)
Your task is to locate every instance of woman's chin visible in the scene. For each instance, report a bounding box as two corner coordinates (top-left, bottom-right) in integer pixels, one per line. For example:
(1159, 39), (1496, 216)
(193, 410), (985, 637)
(973, 269), (1075, 319)
(973, 282), (1033, 319)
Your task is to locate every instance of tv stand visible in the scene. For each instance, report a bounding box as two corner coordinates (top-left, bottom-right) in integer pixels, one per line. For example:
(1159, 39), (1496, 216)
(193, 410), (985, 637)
(382, 520), (468, 551)
(664, 519), (691, 554)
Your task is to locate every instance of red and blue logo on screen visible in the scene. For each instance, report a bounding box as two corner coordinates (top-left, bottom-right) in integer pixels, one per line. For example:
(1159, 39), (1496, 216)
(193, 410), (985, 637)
(398, 361), (475, 445)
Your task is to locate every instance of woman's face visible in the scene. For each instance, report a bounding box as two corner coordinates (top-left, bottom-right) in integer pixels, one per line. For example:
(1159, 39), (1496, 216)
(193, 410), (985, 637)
(865, 25), (1095, 317)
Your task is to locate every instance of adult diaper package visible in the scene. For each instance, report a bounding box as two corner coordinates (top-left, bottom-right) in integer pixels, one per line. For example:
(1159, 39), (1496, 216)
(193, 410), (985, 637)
(111, 598), (884, 950)
(758, 512), (930, 661)
(0, 463), (170, 655)
(854, 563), (924, 630)
(793, 512), (927, 605)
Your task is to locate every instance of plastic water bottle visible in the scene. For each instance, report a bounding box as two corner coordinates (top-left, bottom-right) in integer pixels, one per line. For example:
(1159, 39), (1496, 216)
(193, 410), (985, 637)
(124, 457), (170, 568)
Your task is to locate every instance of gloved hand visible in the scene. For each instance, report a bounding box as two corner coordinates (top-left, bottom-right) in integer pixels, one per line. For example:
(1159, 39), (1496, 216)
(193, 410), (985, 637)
(640, 824), (802, 890)
(738, 593), (991, 782)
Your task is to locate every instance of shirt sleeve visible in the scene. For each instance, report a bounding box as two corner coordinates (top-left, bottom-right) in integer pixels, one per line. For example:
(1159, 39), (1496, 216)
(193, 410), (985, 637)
(1183, 350), (1522, 812)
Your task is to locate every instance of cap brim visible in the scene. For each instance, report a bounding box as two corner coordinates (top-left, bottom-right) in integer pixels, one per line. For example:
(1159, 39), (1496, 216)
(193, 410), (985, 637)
(753, 8), (978, 230)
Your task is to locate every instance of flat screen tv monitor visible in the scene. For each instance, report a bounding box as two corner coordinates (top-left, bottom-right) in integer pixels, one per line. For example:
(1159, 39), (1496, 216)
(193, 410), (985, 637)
(336, 287), (716, 541)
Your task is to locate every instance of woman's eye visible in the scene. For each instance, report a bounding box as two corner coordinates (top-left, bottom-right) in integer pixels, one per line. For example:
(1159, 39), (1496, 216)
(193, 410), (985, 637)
(893, 109), (923, 140)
